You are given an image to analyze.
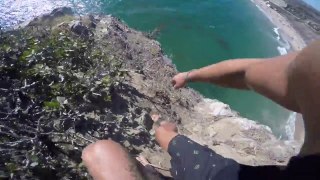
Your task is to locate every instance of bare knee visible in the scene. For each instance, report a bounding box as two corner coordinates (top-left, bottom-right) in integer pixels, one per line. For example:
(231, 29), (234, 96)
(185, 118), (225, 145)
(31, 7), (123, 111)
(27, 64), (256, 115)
(82, 139), (121, 163)
(82, 140), (143, 180)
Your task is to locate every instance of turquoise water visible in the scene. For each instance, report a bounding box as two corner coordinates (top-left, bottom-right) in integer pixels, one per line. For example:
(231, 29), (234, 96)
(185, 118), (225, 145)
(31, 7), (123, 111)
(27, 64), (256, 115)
(101, 0), (291, 136)
(302, 0), (320, 11)
(0, 0), (291, 137)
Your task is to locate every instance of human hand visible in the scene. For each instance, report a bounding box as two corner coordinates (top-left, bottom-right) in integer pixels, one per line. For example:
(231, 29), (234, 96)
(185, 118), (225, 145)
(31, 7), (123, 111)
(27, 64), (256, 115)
(171, 72), (188, 89)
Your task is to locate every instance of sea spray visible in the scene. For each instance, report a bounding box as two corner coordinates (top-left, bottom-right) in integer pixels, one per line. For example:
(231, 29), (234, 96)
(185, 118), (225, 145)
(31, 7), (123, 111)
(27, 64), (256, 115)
(273, 27), (291, 55)
(253, 2), (290, 55)
(0, 0), (101, 29)
(248, 24), (293, 138)
(277, 46), (288, 55)
(285, 112), (297, 140)
(273, 26), (294, 139)
(273, 27), (280, 40)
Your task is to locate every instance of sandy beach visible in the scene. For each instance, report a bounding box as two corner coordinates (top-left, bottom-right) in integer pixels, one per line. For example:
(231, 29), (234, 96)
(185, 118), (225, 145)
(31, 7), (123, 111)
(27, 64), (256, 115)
(251, 0), (320, 51)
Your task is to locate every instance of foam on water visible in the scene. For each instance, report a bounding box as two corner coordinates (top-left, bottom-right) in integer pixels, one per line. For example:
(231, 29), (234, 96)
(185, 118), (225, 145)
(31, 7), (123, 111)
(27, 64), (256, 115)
(271, 27), (291, 55)
(255, 4), (266, 14)
(274, 26), (297, 140)
(0, 0), (101, 29)
(271, 27), (296, 139)
(252, 3), (289, 56)
(285, 112), (297, 141)
(273, 27), (280, 40)
(277, 46), (287, 55)
(0, 0), (69, 28)
(277, 39), (290, 55)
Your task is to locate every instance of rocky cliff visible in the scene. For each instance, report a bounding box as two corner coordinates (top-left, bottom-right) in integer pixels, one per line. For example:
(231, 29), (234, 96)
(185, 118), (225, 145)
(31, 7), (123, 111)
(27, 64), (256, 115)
(0, 8), (302, 179)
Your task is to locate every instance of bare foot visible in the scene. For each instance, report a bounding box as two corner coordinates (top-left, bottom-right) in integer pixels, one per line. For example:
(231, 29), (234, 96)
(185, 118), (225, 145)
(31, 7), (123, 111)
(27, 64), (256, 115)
(151, 114), (178, 132)
(136, 155), (169, 171)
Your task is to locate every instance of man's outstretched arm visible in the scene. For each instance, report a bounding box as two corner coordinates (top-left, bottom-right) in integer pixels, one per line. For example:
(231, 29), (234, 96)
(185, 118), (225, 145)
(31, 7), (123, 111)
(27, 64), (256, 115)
(172, 52), (300, 112)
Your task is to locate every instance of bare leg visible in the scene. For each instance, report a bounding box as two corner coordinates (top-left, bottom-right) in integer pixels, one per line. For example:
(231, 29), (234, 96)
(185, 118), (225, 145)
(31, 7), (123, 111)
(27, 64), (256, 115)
(82, 114), (179, 180)
(82, 140), (143, 180)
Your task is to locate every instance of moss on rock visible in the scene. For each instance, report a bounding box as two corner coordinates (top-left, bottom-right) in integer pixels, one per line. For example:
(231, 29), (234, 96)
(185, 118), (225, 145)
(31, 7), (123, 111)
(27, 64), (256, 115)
(0, 10), (125, 179)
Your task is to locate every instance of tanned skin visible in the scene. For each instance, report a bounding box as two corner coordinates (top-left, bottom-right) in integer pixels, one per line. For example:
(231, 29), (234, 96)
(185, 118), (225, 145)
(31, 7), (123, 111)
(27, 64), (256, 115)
(172, 40), (320, 156)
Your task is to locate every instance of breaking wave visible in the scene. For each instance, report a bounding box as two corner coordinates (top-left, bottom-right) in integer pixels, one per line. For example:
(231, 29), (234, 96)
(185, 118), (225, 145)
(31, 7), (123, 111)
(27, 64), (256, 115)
(0, 0), (102, 29)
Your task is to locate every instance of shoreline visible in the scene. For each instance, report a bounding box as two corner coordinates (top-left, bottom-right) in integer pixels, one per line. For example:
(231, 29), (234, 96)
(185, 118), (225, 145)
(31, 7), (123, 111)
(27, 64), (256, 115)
(250, 0), (319, 142)
(251, 0), (320, 52)
(251, 0), (308, 51)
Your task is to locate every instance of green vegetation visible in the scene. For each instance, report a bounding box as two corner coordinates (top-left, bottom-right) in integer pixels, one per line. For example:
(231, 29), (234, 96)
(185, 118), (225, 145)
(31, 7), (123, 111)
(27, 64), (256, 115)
(0, 24), (122, 179)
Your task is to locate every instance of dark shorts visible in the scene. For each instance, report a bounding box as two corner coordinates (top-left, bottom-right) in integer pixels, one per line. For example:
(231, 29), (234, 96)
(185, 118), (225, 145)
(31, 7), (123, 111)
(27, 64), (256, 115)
(168, 135), (240, 180)
(167, 135), (320, 180)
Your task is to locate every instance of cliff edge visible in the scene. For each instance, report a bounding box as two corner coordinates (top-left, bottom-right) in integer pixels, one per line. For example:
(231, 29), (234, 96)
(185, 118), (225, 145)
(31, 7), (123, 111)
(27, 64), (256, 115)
(0, 8), (302, 179)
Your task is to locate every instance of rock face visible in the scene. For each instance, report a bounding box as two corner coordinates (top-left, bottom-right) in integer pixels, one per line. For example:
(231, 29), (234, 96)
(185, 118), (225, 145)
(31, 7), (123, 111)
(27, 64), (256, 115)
(0, 8), (302, 179)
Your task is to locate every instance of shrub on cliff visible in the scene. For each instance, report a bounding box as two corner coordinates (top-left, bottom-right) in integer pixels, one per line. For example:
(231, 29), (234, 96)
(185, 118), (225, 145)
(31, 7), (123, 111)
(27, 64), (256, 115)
(0, 25), (124, 179)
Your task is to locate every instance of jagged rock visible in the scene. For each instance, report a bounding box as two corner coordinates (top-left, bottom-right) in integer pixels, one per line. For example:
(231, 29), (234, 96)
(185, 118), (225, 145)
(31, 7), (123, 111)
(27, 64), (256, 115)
(70, 20), (90, 36)
(124, 140), (131, 148)
(135, 112), (154, 130)
(27, 7), (73, 27)
(51, 7), (73, 17)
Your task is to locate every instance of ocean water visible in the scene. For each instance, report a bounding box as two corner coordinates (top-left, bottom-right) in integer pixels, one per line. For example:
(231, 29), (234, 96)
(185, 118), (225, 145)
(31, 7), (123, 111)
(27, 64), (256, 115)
(0, 0), (292, 138)
(302, 0), (320, 11)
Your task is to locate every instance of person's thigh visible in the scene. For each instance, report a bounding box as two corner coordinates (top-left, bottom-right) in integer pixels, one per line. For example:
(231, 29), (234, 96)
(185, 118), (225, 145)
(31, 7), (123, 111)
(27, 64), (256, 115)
(82, 140), (143, 180)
